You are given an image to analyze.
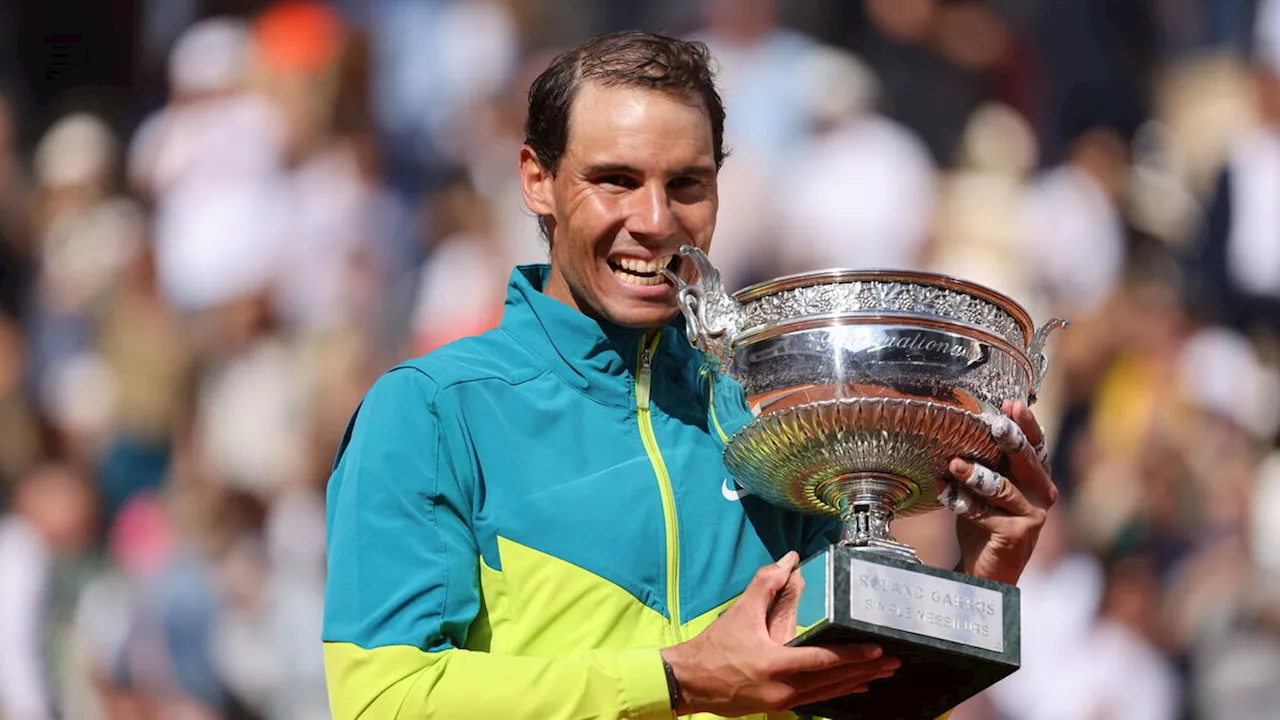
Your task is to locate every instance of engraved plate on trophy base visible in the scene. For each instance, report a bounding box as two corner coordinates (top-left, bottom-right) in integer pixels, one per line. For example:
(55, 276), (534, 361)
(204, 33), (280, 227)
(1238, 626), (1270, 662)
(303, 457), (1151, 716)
(789, 546), (1021, 720)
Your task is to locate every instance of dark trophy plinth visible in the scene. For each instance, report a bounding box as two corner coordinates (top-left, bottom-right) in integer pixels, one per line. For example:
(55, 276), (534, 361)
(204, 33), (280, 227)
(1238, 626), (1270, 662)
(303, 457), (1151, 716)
(789, 547), (1020, 720)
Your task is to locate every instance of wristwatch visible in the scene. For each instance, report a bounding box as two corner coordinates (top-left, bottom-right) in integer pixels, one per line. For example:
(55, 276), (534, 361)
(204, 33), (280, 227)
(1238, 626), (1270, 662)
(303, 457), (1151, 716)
(661, 655), (681, 712)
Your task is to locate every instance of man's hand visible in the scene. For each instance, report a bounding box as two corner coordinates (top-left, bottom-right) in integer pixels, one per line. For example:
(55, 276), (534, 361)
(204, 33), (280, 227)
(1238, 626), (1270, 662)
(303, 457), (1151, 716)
(661, 552), (899, 716)
(940, 400), (1058, 586)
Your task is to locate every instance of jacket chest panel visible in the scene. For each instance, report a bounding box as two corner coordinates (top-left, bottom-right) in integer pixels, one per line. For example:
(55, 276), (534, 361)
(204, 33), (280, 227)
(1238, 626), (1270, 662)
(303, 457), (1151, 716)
(459, 377), (782, 624)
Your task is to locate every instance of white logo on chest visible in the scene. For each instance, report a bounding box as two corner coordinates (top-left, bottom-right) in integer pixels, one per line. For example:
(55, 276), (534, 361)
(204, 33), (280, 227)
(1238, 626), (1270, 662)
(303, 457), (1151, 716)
(721, 478), (750, 501)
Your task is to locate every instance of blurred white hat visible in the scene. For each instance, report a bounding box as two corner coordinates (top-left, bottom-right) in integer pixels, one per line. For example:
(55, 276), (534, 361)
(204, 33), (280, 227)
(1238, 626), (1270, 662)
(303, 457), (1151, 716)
(959, 102), (1038, 174)
(801, 46), (880, 125)
(1177, 325), (1280, 441)
(33, 112), (116, 190)
(168, 17), (250, 95)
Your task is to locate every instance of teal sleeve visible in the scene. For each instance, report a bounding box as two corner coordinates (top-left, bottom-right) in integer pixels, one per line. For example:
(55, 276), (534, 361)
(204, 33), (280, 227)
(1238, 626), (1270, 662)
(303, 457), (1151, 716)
(322, 367), (479, 652)
(321, 368), (672, 720)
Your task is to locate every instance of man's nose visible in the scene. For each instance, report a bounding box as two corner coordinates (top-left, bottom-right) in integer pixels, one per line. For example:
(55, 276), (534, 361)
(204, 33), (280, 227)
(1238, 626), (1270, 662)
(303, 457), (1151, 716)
(624, 182), (678, 239)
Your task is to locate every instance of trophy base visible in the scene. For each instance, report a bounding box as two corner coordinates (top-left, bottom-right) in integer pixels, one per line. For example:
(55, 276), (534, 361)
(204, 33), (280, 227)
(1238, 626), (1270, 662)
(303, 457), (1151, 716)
(788, 545), (1020, 720)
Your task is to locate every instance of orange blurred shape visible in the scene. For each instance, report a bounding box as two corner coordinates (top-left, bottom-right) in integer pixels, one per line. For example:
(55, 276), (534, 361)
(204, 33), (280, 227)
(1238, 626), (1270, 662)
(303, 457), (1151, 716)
(253, 0), (344, 73)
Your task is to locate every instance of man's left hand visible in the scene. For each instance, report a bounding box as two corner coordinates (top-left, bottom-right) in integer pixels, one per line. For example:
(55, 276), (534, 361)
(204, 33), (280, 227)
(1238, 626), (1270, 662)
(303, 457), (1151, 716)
(940, 400), (1058, 586)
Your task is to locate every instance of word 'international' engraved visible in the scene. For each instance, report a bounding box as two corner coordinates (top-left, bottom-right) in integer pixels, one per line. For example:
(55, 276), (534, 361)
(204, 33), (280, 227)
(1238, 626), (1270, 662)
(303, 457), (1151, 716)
(863, 332), (971, 358)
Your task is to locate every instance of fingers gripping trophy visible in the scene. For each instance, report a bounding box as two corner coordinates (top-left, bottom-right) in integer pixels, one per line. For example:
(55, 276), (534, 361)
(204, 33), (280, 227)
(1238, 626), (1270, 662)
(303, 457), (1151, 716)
(662, 247), (1066, 720)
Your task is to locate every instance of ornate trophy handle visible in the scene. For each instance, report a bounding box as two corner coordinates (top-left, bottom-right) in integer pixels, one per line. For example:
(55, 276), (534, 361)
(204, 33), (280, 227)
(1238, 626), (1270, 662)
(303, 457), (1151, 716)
(659, 246), (744, 371)
(1028, 317), (1069, 404)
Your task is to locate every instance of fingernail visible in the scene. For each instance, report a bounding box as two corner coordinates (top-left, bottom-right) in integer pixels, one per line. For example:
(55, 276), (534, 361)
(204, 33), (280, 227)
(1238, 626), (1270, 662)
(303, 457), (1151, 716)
(952, 459), (971, 476)
(775, 551), (797, 567)
(881, 657), (902, 670)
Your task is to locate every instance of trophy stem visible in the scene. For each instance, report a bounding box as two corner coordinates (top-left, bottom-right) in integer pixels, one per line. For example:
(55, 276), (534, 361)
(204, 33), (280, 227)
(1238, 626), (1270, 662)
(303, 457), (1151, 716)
(820, 473), (920, 563)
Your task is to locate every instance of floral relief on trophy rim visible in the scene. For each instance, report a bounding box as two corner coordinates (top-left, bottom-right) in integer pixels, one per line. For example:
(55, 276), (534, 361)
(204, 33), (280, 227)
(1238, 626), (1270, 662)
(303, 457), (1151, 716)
(736, 280), (1027, 351)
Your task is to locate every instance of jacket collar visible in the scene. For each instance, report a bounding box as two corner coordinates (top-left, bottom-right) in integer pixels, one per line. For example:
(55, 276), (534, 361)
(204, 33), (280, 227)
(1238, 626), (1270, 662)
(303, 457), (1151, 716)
(500, 265), (696, 409)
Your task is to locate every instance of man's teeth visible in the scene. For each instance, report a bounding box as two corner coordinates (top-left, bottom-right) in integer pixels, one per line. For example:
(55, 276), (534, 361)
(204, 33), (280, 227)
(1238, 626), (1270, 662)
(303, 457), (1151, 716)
(616, 256), (673, 274)
(612, 266), (666, 286)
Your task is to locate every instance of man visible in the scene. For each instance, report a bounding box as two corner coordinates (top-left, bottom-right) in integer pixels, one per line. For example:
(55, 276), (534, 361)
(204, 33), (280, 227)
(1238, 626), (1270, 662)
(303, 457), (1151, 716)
(322, 31), (1056, 719)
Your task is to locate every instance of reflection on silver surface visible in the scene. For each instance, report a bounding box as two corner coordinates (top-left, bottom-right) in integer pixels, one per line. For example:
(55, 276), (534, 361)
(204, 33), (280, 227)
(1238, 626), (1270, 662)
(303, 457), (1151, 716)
(667, 246), (1066, 562)
(732, 324), (1027, 416)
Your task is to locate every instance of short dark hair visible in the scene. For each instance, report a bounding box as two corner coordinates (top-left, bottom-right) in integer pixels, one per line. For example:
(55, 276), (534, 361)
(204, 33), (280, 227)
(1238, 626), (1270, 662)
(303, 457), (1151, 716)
(524, 30), (728, 178)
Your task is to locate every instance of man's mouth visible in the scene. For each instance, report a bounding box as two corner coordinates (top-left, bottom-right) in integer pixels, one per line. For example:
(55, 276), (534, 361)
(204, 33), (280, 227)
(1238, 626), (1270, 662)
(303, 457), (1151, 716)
(608, 255), (680, 287)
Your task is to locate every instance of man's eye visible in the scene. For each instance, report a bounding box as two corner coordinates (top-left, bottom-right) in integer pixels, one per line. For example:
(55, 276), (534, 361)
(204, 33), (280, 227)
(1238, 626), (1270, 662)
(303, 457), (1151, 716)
(669, 177), (712, 202)
(599, 175), (637, 189)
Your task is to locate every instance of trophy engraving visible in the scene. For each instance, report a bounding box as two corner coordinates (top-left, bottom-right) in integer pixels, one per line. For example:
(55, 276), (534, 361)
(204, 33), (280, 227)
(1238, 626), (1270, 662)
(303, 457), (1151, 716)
(848, 559), (1005, 653)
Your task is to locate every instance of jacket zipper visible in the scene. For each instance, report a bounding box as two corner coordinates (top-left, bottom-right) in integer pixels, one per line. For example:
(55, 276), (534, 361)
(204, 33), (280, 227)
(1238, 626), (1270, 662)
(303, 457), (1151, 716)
(636, 331), (683, 643)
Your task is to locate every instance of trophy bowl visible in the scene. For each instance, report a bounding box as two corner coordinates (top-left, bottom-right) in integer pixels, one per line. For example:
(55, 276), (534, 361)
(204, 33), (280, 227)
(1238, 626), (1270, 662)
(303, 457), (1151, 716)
(664, 246), (1067, 562)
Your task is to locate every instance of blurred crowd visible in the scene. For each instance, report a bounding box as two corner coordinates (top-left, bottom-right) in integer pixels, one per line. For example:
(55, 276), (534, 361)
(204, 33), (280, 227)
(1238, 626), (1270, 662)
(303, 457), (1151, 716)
(0, 0), (1279, 719)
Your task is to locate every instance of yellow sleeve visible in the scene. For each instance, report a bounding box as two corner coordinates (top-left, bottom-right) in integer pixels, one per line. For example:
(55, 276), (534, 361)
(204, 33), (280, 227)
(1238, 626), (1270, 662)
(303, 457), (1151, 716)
(324, 642), (673, 720)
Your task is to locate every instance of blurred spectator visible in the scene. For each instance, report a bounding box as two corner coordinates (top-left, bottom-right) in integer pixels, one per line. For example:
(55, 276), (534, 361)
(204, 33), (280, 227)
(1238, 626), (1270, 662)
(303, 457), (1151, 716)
(94, 240), (193, 526)
(1016, 127), (1132, 319)
(452, 48), (559, 270)
(409, 178), (507, 355)
(1168, 326), (1280, 720)
(0, 464), (96, 720)
(27, 112), (149, 469)
(988, 510), (1106, 720)
(128, 17), (289, 318)
(775, 46), (937, 273)
(927, 103), (1041, 302)
(1031, 0), (1156, 165)
(856, 0), (1010, 167)
(353, 0), (518, 195)
(0, 92), (33, 319)
(1190, 0), (1280, 340)
(1075, 547), (1181, 720)
(690, 0), (824, 171)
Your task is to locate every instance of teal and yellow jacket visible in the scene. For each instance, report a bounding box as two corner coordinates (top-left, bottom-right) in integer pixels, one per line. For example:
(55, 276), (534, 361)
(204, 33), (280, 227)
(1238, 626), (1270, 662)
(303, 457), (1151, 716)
(323, 265), (839, 719)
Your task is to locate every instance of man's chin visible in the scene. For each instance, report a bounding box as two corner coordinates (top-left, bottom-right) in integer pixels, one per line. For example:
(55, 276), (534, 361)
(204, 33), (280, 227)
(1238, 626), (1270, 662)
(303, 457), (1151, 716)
(602, 301), (680, 330)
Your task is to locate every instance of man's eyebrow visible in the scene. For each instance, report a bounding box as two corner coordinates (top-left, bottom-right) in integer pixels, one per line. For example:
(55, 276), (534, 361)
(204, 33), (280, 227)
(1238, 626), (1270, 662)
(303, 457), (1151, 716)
(581, 162), (717, 178)
(582, 162), (642, 177)
(672, 164), (717, 179)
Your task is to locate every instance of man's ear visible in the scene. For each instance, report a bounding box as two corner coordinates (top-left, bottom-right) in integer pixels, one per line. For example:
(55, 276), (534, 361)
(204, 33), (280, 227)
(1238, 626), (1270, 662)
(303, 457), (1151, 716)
(519, 145), (554, 219)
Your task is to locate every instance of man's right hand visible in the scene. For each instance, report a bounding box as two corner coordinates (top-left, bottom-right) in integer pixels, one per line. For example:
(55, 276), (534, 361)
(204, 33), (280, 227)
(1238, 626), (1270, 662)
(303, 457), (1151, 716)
(660, 552), (899, 716)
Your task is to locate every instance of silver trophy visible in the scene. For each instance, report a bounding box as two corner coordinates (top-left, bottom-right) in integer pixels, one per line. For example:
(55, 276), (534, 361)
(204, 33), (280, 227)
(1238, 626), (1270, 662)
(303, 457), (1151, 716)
(663, 246), (1066, 720)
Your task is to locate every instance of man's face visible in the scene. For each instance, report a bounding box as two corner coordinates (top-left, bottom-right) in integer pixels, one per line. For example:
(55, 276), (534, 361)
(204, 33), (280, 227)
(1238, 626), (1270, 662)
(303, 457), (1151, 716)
(521, 82), (718, 328)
